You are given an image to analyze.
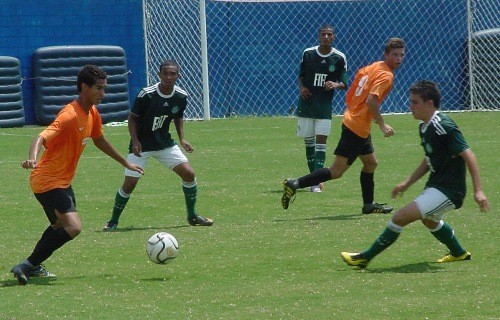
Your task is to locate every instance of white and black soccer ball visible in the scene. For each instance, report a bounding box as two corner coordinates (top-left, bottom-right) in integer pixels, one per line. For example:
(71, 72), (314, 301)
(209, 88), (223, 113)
(146, 232), (179, 264)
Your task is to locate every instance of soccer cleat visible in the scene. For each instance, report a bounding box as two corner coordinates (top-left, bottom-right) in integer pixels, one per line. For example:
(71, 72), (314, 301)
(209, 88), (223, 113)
(188, 215), (214, 226)
(11, 263), (32, 285)
(281, 178), (298, 210)
(340, 252), (370, 269)
(362, 202), (393, 214)
(103, 221), (118, 231)
(310, 185), (322, 193)
(437, 251), (471, 263)
(29, 264), (56, 278)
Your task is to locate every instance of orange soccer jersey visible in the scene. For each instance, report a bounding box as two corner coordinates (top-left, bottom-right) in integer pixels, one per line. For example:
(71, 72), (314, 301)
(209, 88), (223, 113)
(343, 61), (394, 138)
(30, 101), (103, 193)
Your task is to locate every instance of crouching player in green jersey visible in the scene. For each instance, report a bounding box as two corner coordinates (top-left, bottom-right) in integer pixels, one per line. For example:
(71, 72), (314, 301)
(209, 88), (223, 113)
(341, 80), (490, 268)
(103, 60), (213, 231)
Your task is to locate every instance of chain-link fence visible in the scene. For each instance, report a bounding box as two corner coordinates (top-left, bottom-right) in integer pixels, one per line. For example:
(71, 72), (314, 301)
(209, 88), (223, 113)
(143, 0), (499, 119)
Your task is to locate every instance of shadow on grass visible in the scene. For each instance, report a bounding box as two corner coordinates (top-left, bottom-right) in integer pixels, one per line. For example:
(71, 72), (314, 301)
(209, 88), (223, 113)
(94, 225), (189, 233)
(141, 277), (173, 282)
(0, 277), (58, 287)
(275, 214), (361, 222)
(268, 188), (316, 194)
(345, 262), (445, 274)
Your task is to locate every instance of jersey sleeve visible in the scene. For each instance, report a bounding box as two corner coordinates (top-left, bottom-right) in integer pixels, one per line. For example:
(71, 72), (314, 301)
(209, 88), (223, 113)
(337, 57), (348, 85)
(177, 96), (187, 118)
(39, 109), (74, 143)
(442, 121), (469, 156)
(369, 71), (393, 100)
(130, 90), (148, 117)
(298, 51), (307, 78)
(90, 107), (104, 138)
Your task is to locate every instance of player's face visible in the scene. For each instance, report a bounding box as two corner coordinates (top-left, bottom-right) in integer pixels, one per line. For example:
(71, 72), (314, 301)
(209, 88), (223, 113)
(83, 79), (107, 105)
(409, 93), (432, 121)
(159, 66), (179, 90)
(384, 48), (405, 70)
(318, 28), (335, 47)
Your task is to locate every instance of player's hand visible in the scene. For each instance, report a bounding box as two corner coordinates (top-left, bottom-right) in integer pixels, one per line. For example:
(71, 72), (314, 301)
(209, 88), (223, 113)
(299, 87), (312, 99)
(180, 139), (194, 153)
(21, 159), (37, 169)
(391, 182), (408, 199)
(127, 163), (144, 175)
(380, 124), (395, 137)
(474, 190), (490, 212)
(132, 141), (142, 157)
(324, 81), (341, 91)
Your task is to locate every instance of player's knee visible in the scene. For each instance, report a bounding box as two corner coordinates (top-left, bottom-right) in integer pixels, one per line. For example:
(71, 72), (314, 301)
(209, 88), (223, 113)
(66, 224), (82, 238)
(122, 177), (139, 194)
(184, 170), (195, 182)
(363, 161), (377, 172)
(329, 165), (345, 179)
(330, 170), (342, 179)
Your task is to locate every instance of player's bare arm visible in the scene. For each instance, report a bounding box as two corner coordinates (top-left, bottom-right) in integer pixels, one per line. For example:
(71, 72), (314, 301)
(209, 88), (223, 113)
(174, 117), (193, 153)
(298, 77), (311, 99)
(21, 135), (45, 169)
(391, 158), (429, 198)
(128, 113), (142, 156)
(366, 93), (394, 137)
(460, 149), (491, 212)
(92, 135), (144, 175)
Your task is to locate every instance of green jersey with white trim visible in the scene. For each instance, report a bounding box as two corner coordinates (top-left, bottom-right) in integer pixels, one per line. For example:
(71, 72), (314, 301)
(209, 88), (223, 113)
(297, 46), (348, 119)
(420, 112), (469, 208)
(129, 83), (187, 152)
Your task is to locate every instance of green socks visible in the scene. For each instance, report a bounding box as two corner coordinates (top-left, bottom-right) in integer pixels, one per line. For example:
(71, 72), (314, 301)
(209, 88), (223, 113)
(362, 221), (402, 260)
(182, 180), (197, 219)
(314, 143), (326, 171)
(110, 188), (130, 223)
(430, 221), (466, 256)
(304, 138), (326, 173)
(305, 138), (315, 173)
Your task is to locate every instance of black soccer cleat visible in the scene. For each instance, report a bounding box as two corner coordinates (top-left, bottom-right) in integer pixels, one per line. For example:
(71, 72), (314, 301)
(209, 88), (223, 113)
(362, 203), (393, 214)
(281, 178), (298, 210)
(11, 263), (32, 285)
(188, 214), (214, 226)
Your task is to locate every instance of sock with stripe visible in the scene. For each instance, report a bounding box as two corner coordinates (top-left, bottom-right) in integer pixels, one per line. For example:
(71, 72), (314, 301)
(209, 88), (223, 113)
(362, 220), (402, 260)
(110, 188), (130, 224)
(183, 179), (198, 219)
(304, 137), (315, 173)
(429, 220), (467, 256)
(314, 143), (326, 171)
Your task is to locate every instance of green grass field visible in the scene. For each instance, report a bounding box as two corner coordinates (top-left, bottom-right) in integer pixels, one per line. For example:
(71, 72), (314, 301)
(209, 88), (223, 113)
(0, 113), (498, 319)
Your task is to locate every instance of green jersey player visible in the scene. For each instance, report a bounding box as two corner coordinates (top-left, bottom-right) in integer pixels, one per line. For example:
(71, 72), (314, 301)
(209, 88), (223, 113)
(341, 80), (490, 269)
(104, 60), (213, 230)
(295, 24), (347, 192)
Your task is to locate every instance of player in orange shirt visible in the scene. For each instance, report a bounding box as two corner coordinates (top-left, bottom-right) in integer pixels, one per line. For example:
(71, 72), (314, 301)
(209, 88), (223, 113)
(11, 65), (144, 285)
(282, 38), (405, 214)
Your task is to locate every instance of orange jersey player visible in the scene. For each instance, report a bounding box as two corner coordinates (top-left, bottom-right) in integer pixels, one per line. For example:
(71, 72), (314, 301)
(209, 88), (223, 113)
(282, 38), (405, 216)
(11, 65), (143, 285)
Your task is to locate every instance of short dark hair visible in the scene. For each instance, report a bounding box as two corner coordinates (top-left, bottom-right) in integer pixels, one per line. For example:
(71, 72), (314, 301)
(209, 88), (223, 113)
(409, 80), (441, 109)
(77, 65), (107, 93)
(384, 38), (405, 54)
(159, 60), (180, 73)
(318, 24), (335, 34)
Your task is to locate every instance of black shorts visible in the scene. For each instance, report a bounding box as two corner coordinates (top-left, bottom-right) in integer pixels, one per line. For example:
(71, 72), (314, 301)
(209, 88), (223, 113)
(334, 124), (374, 166)
(34, 187), (76, 224)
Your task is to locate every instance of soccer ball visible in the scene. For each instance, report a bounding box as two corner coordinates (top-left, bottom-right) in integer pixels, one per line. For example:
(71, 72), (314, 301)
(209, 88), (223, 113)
(146, 232), (179, 264)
